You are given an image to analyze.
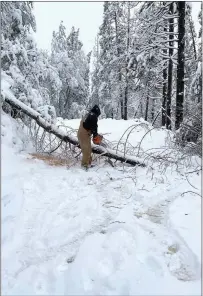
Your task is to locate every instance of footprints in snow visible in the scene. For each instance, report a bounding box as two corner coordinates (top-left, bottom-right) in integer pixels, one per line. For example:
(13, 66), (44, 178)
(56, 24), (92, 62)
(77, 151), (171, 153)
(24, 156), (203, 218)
(133, 196), (201, 282)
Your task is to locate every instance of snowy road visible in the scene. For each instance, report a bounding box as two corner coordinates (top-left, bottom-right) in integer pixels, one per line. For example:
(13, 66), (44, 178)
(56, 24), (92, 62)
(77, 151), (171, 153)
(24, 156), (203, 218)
(2, 114), (201, 295)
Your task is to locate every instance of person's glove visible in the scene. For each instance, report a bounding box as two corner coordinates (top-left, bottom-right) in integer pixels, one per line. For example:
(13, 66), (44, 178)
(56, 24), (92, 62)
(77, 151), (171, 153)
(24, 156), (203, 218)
(93, 134), (103, 145)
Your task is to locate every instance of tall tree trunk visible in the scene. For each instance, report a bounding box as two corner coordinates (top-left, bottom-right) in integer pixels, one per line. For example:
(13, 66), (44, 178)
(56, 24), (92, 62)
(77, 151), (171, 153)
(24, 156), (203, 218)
(145, 95), (149, 121)
(114, 10), (124, 119)
(120, 95), (124, 119)
(198, 71), (202, 104)
(140, 101), (143, 118)
(119, 69), (124, 118)
(119, 77), (124, 119)
(151, 98), (155, 122)
(124, 84), (128, 120)
(162, 25), (168, 126)
(175, 1), (186, 130)
(134, 101), (140, 118)
(145, 68), (150, 122)
(166, 3), (174, 130)
(123, 2), (131, 121)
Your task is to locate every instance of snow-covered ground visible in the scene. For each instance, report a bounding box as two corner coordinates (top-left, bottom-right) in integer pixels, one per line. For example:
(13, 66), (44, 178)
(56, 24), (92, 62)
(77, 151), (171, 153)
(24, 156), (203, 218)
(2, 112), (201, 295)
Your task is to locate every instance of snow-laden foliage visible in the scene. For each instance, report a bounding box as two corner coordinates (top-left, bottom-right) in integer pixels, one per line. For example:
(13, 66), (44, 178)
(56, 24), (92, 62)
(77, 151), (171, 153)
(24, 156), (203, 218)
(50, 23), (90, 119)
(177, 3), (202, 153)
(1, 2), (58, 122)
(1, 3), (90, 121)
(89, 1), (202, 155)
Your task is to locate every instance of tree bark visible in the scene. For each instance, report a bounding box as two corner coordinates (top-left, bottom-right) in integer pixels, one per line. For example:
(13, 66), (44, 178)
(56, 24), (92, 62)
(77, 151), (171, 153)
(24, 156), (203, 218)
(175, 1), (186, 130)
(151, 99), (155, 122)
(166, 2), (174, 130)
(145, 95), (149, 121)
(4, 96), (145, 167)
(123, 2), (131, 121)
(162, 24), (168, 126)
(120, 92), (124, 119)
(114, 10), (124, 119)
(124, 83), (128, 120)
(140, 100), (143, 117)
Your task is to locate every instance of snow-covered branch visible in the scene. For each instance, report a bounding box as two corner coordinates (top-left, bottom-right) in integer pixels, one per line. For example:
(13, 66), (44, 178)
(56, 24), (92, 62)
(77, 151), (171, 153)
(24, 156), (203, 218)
(4, 95), (146, 167)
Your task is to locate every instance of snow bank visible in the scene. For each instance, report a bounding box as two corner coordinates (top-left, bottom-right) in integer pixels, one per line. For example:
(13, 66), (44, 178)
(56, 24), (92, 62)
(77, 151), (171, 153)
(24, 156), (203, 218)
(1, 71), (15, 103)
(1, 111), (33, 154)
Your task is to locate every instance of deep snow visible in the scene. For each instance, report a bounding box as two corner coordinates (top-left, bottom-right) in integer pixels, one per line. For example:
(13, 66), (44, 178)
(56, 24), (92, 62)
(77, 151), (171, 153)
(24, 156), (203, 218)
(1, 112), (201, 295)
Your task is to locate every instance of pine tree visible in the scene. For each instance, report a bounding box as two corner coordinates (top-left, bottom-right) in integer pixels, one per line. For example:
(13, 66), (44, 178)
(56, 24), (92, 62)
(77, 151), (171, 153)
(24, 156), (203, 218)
(166, 2), (174, 130)
(183, 3), (198, 118)
(50, 23), (89, 119)
(175, 1), (186, 130)
(97, 2), (117, 118)
(91, 2), (139, 119)
(90, 34), (100, 107)
(161, 22), (168, 126)
(1, 1), (57, 120)
(128, 2), (172, 124)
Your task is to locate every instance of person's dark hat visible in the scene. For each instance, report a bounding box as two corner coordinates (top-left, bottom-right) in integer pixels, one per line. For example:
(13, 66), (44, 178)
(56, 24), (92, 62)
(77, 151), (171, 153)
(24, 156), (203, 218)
(91, 105), (101, 116)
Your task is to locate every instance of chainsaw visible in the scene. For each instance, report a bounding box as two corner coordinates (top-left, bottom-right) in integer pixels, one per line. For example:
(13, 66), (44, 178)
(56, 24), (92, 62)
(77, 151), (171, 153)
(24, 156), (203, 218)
(99, 138), (109, 148)
(92, 134), (110, 148)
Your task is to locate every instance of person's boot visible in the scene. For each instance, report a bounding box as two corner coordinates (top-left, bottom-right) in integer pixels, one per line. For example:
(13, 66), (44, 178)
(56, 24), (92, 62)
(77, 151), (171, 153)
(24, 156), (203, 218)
(81, 164), (88, 171)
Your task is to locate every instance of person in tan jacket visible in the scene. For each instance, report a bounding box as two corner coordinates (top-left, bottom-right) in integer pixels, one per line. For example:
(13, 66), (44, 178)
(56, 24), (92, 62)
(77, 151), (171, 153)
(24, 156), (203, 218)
(77, 105), (102, 169)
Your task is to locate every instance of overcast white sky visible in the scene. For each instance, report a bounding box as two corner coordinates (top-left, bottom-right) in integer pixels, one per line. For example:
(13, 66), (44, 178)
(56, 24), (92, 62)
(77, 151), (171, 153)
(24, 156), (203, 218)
(33, 2), (104, 54)
(33, 1), (201, 55)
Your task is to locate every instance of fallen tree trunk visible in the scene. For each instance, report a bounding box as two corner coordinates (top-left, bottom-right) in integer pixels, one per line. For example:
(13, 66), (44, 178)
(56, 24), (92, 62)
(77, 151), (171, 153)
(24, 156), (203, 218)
(4, 96), (145, 167)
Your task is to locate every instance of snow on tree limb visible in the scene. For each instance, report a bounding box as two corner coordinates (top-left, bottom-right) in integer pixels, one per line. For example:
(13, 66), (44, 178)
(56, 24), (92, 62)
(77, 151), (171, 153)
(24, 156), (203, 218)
(4, 96), (146, 167)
